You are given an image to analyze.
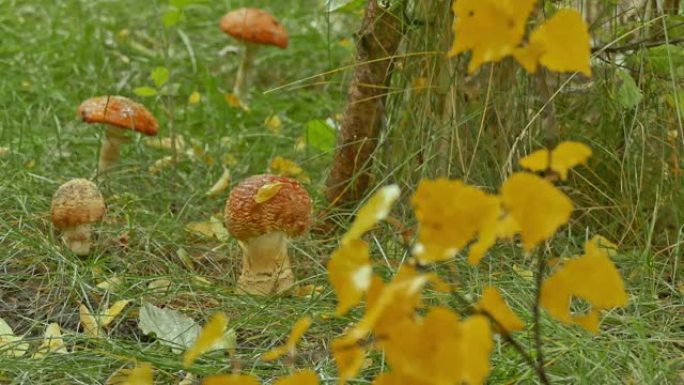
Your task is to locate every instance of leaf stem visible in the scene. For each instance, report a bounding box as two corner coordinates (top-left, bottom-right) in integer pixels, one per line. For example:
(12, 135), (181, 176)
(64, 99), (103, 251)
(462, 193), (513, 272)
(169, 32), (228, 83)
(533, 251), (551, 384)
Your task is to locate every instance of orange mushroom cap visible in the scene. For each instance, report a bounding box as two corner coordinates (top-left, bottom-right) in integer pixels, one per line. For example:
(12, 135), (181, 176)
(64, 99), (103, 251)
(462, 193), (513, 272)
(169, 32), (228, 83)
(51, 179), (106, 230)
(225, 174), (311, 240)
(77, 96), (159, 136)
(220, 8), (288, 49)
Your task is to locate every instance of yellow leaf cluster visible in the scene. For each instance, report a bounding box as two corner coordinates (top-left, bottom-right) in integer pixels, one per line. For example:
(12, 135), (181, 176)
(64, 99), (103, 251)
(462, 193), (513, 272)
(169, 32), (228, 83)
(519, 141), (592, 180)
(262, 316), (312, 361)
(450, 0), (592, 76)
(540, 236), (628, 332)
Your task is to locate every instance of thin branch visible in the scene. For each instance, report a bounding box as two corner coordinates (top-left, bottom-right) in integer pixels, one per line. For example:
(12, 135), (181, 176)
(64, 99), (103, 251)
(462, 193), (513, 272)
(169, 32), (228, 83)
(532, 252), (550, 384)
(592, 37), (684, 54)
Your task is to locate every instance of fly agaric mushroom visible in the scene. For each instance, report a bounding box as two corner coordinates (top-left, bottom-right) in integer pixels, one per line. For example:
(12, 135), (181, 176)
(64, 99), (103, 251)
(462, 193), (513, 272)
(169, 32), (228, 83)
(224, 174), (311, 295)
(220, 8), (288, 99)
(51, 178), (106, 256)
(77, 96), (159, 172)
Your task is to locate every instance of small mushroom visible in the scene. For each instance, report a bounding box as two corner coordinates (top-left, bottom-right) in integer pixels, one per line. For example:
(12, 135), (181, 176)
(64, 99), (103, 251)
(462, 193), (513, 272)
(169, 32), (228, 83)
(77, 96), (159, 173)
(51, 178), (106, 256)
(224, 174), (311, 295)
(220, 8), (288, 99)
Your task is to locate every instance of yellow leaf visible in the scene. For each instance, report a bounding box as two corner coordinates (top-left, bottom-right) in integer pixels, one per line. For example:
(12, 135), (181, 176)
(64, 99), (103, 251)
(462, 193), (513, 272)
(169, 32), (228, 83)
(188, 91), (201, 105)
(123, 363), (153, 385)
(34, 324), (67, 358)
(96, 275), (123, 292)
(148, 155), (175, 174)
(372, 372), (433, 385)
(254, 182), (284, 203)
(500, 172), (573, 251)
(550, 141), (592, 180)
(185, 218), (229, 241)
(273, 370), (319, 385)
(449, 0), (538, 73)
(202, 374), (260, 385)
(514, 9), (591, 76)
(224, 93), (248, 111)
(0, 317), (28, 357)
(411, 179), (501, 264)
(476, 287), (524, 332)
(265, 115), (282, 134)
(143, 135), (186, 151)
(327, 239), (372, 316)
(459, 315), (493, 384)
(99, 300), (131, 328)
(80, 304), (104, 338)
(269, 156), (308, 182)
(540, 236), (628, 333)
(518, 149), (550, 172)
(262, 316), (312, 361)
(342, 185), (400, 244)
(182, 312), (229, 368)
(332, 339), (365, 385)
(206, 168), (232, 198)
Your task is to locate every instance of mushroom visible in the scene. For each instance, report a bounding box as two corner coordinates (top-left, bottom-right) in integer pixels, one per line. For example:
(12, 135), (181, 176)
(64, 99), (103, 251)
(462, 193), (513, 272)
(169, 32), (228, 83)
(77, 96), (159, 173)
(220, 8), (288, 99)
(51, 178), (106, 256)
(224, 174), (311, 295)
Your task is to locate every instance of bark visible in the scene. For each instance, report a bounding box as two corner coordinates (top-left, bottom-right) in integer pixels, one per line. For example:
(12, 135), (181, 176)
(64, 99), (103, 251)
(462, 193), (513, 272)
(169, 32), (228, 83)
(325, 0), (403, 206)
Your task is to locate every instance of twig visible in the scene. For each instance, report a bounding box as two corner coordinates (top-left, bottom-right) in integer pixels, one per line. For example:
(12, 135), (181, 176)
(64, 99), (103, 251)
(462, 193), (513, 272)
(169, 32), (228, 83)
(592, 37), (684, 54)
(532, 251), (550, 384)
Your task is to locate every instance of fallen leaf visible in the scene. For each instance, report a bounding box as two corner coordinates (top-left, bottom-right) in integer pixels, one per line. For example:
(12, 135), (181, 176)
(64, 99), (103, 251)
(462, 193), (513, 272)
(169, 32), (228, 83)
(185, 217), (229, 241)
(262, 316), (312, 361)
(0, 317), (29, 357)
(183, 313), (229, 368)
(138, 302), (200, 353)
(32, 323), (68, 358)
(149, 155), (176, 174)
(254, 182), (284, 203)
(206, 169), (232, 198)
(100, 300), (131, 328)
(124, 362), (154, 385)
(144, 135), (186, 151)
(80, 304), (104, 338)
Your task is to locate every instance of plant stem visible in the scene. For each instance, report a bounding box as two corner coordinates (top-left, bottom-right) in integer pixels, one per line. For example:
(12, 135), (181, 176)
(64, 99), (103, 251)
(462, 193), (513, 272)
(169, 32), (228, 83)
(533, 251), (551, 384)
(233, 43), (257, 100)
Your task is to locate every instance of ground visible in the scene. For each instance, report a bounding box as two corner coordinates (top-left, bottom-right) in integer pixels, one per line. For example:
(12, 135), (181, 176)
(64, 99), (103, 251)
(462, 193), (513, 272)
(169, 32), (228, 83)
(0, 0), (682, 384)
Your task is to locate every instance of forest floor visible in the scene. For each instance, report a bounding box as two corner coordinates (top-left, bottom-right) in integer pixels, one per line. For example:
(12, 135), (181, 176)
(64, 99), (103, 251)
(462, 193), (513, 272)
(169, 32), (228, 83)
(0, 1), (682, 384)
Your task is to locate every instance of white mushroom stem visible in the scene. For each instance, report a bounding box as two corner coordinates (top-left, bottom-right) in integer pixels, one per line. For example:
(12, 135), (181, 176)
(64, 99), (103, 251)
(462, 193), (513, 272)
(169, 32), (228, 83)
(98, 126), (131, 173)
(61, 223), (94, 256)
(237, 231), (294, 295)
(233, 43), (259, 100)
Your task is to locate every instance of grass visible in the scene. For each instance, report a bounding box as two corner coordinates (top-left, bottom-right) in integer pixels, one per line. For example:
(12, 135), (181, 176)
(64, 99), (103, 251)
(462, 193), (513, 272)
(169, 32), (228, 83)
(1, 0), (683, 384)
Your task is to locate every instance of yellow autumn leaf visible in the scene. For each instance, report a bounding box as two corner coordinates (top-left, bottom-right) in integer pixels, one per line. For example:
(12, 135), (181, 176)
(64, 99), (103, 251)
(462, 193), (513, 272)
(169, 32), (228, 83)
(273, 370), (319, 385)
(459, 315), (493, 384)
(476, 287), (524, 332)
(185, 218), (230, 242)
(540, 236), (628, 333)
(80, 304), (104, 338)
(500, 172), (573, 251)
(224, 93), (243, 109)
(123, 363), (153, 385)
(331, 338), (365, 385)
(518, 149), (550, 173)
(412, 178), (501, 264)
(550, 141), (592, 180)
(449, 0), (538, 73)
(202, 374), (260, 385)
(265, 115), (282, 134)
(327, 239), (372, 316)
(0, 317), (28, 357)
(269, 156), (309, 182)
(99, 300), (131, 328)
(262, 316), (312, 361)
(342, 185), (400, 243)
(143, 135), (186, 151)
(206, 168), (232, 197)
(188, 91), (201, 105)
(372, 372), (433, 385)
(32, 323), (67, 358)
(254, 182), (284, 203)
(514, 9), (591, 76)
(182, 312), (229, 368)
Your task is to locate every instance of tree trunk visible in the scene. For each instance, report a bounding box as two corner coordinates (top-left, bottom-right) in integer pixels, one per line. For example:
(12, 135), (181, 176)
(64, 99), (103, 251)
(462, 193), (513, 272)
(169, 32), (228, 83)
(325, 0), (403, 207)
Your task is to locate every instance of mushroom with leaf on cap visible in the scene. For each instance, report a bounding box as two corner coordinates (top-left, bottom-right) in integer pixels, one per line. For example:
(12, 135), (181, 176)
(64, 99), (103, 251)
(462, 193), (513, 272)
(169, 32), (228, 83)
(220, 8), (288, 99)
(224, 174), (311, 295)
(77, 96), (159, 173)
(51, 178), (106, 256)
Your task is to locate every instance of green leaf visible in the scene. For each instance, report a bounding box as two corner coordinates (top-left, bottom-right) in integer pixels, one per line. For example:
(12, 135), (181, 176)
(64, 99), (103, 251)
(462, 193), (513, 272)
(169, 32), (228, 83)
(162, 8), (182, 28)
(305, 119), (337, 153)
(151, 66), (170, 88)
(615, 70), (642, 109)
(170, 0), (207, 8)
(323, 0), (365, 13)
(644, 44), (684, 76)
(133, 86), (158, 97)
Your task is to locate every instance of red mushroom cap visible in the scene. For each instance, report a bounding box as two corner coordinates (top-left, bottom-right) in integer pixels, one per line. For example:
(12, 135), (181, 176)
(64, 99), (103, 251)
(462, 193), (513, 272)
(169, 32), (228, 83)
(220, 8), (288, 49)
(77, 96), (159, 136)
(225, 174), (311, 240)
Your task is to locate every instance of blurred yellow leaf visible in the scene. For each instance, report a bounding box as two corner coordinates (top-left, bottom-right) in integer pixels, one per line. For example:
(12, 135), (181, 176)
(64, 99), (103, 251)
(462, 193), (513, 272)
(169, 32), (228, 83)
(188, 91), (201, 105)
(412, 179), (501, 264)
(185, 217), (229, 242)
(80, 304), (104, 338)
(202, 374), (260, 385)
(265, 115), (282, 134)
(518, 149), (550, 173)
(148, 156), (175, 174)
(182, 312), (229, 368)
(476, 287), (524, 333)
(519, 142), (592, 180)
(124, 363), (153, 385)
(459, 315), (493, 384)
(332, 338), (365, 385)
(449, 0), (537, 73)
(32, 323), (67, 358)
(143, 135), (186, 151)
(269, 156), (309, 182)
(0, 317), (28, 357)
(541, 236), (628, 333)
(100, 300), (131, 328)
(224, 93), (248, 110)
(327, 239), (372, 316)
(206, 168), (231, 198)
(96, 275), (123, 292)
(254, 182), (284, 203)
(262, 316), (312, 361)
(342, 185), (400, 243)
(500, 172), (573, 251)
(273, 370), (319, 385)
